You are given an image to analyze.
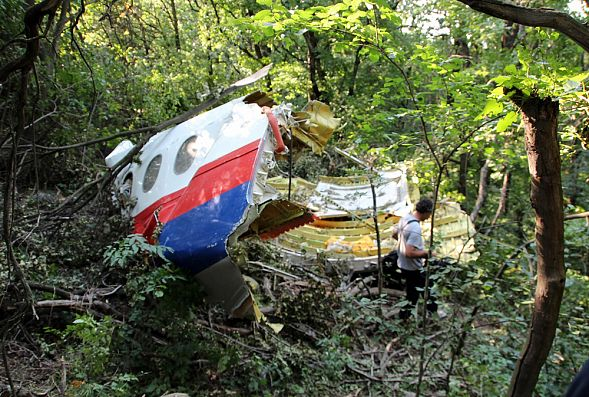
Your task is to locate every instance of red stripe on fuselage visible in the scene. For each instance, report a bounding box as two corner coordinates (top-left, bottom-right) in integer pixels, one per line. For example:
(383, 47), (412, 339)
(134, 140), (261, 237)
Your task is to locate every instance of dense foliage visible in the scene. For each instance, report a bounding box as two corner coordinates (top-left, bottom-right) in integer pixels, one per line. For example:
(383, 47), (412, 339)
(1, 0), (588, 396)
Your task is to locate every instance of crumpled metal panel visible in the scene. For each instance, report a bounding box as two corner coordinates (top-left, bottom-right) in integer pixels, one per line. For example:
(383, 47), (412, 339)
(290, 101), (340, 154)
(268, 169), (479, 262)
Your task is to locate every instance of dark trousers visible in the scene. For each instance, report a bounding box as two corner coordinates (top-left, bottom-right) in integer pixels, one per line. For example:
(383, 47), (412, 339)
(399, 268), (438, 320)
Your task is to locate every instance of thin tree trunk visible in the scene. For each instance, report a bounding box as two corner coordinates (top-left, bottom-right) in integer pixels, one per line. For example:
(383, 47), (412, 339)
(454, 37), (471, 67)
(0, 0), (62, 83)
(46, 0), (70, 76)
(502, 21), (521, 49)
(303, 31), (324, 100)
(491, 168), (511, 226)
(169, 0), (181, 51)
(470, 159), (490, 223)
(566, 146), (583, 205)
(348, 45), (363, 96)
(507, 93), (565, 397)
(458, 152), (469, 199)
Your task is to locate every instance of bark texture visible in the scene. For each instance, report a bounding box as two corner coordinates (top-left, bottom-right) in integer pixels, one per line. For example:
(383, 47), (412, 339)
(508, 94), (565, 397)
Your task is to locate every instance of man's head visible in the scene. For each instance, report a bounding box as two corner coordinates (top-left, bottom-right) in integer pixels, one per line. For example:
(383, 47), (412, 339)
(414, 198), (433, 221)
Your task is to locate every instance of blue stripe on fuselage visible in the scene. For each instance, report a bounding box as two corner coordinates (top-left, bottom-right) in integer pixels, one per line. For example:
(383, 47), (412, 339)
(159, 181), (251, 273)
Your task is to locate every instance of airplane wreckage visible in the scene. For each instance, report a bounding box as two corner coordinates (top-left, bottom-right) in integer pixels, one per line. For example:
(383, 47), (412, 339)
(105, 89), (477, 319)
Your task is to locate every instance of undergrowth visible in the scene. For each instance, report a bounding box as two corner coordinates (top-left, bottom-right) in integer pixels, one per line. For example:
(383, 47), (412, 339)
(3, 220), (589, 396)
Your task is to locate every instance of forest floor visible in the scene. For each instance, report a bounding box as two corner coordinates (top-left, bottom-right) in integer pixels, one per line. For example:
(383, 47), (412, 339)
(1, 245), (459, 397)
(3, 194), (585, 396)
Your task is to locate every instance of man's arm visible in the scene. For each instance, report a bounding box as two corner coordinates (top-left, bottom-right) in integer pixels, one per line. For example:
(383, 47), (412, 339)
(404, 244), (429, 259)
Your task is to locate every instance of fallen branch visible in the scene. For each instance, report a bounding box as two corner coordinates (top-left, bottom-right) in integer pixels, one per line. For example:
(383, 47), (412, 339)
(346, 365), (446, 383)
(34, 299), (120, 318)
(348, 286), (404, 298)
(247, 261), (300, 280)
(26, 282), (124, 318)
(28, 282), (122, 299)
(565, 211), (589, 220)
(0, 384), (42, 397)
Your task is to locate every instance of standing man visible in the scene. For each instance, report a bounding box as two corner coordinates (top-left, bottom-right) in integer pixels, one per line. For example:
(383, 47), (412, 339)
(392, 198), (437, 320)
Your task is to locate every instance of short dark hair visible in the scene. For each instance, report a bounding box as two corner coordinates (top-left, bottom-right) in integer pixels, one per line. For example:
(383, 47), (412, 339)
(415, 198), (433, 214)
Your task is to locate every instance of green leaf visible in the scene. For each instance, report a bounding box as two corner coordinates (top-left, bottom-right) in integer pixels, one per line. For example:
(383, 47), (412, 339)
(256, 0), (272, 6)
(491, 86), (504, 97)
(504, 64), (517, 74)
(253, 10), (273, 21)
(477, 99), (503, 120)
(496, 111), (518, 132)
(368, 50), (380, 63)
(570, 71), (589, 82)
(493, 75), (511, 86)
(218, 355), (230, 373)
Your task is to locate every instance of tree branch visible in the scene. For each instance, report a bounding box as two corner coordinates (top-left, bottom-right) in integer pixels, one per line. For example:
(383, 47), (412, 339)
(565, 211), (589, 220)
(0, 0), (62, 82)
(456, 0), (589, 53)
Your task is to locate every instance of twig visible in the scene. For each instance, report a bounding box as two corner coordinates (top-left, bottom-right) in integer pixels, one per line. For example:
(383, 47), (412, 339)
(1, 343), (15, 397)
(196, 321), (268, 356)
(349, 287), (404, 298)
(59, 356), (66, 397)
(247, 261), (300, 280)
(34, 299), (121, 318)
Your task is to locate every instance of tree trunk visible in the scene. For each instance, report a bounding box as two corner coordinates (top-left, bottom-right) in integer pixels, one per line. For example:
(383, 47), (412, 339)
(303, 31), (324, 100)
(507, 94), (565, 397)
(169, 0), (181, 51)
(0, 0), (62, 83)
(454, 37), (471, 67)
(470, 159), (490, 223)
(348, 45), (363, 96)
(491, 167), (511, 226)
(501, 21), (521, 49)
(45, 0), (70, 76)
(458, 152), (469, 199)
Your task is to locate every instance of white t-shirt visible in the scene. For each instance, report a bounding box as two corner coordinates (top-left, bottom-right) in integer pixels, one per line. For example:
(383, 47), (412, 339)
(396, 214), (424, 271)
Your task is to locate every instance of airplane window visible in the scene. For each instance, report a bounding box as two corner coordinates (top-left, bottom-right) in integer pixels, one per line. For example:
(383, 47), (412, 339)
(143, 155), (162, 192)
(174, 136), (198, 175)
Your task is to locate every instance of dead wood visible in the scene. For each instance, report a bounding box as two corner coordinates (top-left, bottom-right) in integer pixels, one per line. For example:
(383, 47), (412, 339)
(349, 286), (404, 298)
(34, 299), (117, 315)
(0, 384), (40, 397)
(564, 211), (589, 220)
